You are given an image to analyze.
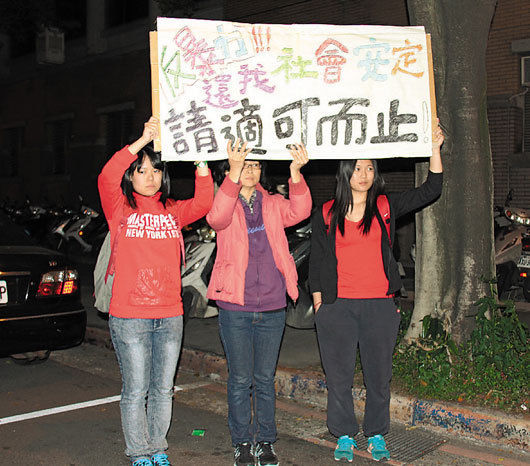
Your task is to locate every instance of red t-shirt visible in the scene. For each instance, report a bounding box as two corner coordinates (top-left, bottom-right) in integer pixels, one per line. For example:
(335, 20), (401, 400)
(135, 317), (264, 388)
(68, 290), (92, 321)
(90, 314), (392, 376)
(336, 217), (389, 299)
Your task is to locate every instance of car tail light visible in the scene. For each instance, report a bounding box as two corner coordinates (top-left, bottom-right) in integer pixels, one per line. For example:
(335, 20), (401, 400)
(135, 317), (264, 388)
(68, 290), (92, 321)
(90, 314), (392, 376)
(521, 271), (528, 278)
(522, 237), (530, 252)
(36, 269), (79, 297)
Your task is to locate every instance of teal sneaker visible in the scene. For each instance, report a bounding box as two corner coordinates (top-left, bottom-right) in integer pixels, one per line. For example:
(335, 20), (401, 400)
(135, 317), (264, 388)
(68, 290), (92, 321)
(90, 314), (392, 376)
(334, 435), (357, 462)
(132, 458), (153, 466)
(151, 453), (171, 466)
(367, 434), (390, 461)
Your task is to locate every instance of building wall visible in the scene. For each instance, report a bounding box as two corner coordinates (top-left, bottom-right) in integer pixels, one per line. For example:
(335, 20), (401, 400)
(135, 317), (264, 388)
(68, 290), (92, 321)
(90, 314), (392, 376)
(0, 49), (151, 207)
(486, 0), (530, 95)
(486, 0), (530, 208)
(0, 0), (528, 212)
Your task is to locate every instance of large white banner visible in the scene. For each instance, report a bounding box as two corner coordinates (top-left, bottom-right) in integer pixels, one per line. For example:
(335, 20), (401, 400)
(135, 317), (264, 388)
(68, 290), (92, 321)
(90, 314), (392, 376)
(154, 18), (434, 161)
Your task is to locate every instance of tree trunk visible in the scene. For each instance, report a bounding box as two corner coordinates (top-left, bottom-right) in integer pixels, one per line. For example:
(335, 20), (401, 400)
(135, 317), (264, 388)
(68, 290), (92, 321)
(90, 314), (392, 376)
(405, 0), (497, 344)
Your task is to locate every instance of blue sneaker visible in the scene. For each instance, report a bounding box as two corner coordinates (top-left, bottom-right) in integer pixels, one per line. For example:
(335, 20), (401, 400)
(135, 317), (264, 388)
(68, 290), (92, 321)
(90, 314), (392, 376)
(367, 434), (390, 461)
(334, 435), (357, 462)
(132, 458), (153, 466)
(151, 453), (171, 466)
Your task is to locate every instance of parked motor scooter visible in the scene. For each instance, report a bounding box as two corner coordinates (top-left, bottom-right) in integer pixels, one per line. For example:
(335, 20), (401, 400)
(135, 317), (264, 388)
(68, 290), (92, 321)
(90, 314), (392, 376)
(494, 191), (530, 301)
(284, 220), (314, 328)
(181, 224), (218, 321)
(51, 199), (104, 254)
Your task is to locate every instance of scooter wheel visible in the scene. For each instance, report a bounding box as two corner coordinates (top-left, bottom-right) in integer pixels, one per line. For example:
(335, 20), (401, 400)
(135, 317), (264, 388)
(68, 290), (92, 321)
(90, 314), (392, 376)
(523, 275), (530, 302)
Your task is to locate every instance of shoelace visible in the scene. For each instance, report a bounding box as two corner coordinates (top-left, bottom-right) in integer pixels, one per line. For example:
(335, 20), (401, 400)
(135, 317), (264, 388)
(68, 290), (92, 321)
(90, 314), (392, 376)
(151, 453), (171, 466)
(235, 443), (252, 458)
(337, 436), (356, 450)
(132, 459), (152, 466)
(368, 435), (386, 451)
(255, 442), (275, 456)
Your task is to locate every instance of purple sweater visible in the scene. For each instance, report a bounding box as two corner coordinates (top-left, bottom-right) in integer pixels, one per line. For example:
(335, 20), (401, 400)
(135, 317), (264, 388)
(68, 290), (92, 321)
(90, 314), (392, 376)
(217, 191), (286, 312)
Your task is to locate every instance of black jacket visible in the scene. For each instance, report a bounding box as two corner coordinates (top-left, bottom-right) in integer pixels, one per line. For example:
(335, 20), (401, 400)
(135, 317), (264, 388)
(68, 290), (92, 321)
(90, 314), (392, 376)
(308, 171), (443, 303)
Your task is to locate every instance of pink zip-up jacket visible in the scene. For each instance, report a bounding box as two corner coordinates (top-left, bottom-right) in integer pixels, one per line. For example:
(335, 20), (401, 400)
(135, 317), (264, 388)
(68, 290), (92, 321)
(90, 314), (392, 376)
(206, 176), (312, 306)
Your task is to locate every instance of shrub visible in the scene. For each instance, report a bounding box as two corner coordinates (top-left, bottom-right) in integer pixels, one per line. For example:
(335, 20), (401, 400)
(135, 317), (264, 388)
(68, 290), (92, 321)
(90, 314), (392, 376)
(393, 283), (530, 412)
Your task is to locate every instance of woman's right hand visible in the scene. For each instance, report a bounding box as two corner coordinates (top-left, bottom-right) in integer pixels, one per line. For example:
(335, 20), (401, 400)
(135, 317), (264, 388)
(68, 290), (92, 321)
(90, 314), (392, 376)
(141, 116), (159, 143)
(128, 116), (159, 155)
(227, 138), (251, 183)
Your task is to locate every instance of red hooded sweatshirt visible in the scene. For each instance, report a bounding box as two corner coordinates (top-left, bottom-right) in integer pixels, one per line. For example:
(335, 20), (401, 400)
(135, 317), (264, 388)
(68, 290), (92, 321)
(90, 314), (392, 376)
(98, 146), (213, 319)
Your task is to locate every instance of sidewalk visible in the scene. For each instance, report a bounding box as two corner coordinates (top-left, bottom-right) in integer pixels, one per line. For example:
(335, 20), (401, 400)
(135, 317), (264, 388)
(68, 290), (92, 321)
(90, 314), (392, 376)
(76, 249), (530, 457)
(83, 288), (529, 458)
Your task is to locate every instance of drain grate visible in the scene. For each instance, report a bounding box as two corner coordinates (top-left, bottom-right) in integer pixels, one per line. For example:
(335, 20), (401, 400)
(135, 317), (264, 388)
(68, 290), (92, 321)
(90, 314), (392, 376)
(321, 427), (446, 463)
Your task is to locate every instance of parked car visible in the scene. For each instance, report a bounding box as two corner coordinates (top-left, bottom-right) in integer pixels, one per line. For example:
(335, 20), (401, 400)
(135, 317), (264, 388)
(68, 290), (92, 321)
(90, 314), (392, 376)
(0, 211), (86, 363)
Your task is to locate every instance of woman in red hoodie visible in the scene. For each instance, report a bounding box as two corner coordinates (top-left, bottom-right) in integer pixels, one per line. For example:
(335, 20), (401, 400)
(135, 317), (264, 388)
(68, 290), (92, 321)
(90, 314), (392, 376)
(98, 116), (213, 466)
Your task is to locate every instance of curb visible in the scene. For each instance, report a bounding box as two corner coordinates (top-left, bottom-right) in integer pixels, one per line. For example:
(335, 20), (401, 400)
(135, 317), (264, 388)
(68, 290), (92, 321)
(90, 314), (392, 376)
(85, 326), (530, 453)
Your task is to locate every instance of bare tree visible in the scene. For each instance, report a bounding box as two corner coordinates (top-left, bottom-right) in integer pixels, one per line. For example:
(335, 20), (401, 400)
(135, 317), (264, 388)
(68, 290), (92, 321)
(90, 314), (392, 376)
(404, 0), (498, 344)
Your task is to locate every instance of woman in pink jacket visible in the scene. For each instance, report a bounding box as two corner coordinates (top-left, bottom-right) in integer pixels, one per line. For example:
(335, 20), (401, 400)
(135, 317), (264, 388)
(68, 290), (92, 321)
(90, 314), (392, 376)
(206, 139), (312, 466)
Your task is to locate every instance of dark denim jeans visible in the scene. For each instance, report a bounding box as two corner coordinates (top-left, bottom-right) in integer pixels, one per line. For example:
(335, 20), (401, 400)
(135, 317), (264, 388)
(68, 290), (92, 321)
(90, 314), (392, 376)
(109, 315), (183, 461)
(218, 308), (285, 445)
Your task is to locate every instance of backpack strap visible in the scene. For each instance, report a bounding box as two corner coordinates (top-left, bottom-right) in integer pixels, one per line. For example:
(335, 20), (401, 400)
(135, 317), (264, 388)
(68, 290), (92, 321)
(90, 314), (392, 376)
(322, 199), (334, 232)
(376, 194), (391, 245)
(104, 214), (128, 283)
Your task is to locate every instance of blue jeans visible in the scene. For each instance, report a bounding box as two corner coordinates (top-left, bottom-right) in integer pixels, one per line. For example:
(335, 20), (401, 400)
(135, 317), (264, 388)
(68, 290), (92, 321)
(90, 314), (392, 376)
(109, 315), (183, 461)
(218, 308), (286, 445)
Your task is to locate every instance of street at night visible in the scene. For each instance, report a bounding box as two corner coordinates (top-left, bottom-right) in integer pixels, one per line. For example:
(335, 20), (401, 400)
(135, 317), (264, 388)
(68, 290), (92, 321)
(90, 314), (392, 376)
(1, 342), (529, 465)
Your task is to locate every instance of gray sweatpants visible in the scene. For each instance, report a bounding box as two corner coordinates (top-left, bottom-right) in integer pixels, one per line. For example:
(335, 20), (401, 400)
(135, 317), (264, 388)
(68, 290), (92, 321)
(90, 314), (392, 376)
(315, 298), (401, 438)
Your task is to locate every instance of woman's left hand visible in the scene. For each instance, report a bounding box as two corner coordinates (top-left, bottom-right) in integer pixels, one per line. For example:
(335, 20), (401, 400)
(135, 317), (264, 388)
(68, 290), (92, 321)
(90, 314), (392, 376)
(429, 119), (444, 173)
(432, 122), (445, 150)
(288, 143), (309, 181)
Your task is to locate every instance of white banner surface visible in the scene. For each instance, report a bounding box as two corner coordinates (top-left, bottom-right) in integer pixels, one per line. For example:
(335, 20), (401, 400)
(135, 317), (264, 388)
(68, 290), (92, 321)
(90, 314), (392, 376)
(155, 18), (434, 161)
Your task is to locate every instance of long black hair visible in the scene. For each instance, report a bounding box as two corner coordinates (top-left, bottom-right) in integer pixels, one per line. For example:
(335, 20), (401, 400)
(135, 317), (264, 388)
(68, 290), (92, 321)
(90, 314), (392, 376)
(120, 145), (170, 209)
(213, 159), (274, 194)
(329, 159), (385, 236)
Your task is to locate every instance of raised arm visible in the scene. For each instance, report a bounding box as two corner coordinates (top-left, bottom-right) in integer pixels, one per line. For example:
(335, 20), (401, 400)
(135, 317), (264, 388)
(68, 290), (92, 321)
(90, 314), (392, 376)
(278, 143), (312, 227)
(206, 138), (251, 231)
(168, 168), (214, 227)
(98, 116), (159, 222)
(429, 121), (444, 173)
(389, 122), (444, 218)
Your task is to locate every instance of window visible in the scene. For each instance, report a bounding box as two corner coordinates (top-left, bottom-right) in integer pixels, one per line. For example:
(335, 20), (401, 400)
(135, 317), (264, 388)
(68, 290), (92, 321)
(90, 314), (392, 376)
(0, 126), (24, 177)
(106, 0), (149, 28)
(45, 119), (72, 175)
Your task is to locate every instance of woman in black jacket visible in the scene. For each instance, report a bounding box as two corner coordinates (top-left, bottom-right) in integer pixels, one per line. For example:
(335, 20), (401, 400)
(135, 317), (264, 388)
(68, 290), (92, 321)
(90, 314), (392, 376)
(309, 124), (444, 462)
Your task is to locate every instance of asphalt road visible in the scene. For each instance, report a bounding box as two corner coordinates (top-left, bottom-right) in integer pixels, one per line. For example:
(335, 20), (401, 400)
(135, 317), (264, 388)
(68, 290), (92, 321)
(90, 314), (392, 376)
(1, 343), (529, 466)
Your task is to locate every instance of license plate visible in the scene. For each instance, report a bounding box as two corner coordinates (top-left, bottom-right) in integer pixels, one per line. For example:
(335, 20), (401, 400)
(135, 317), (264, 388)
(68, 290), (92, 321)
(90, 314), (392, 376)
(0, 280), (7, 304)
(517, 255), (530, 269)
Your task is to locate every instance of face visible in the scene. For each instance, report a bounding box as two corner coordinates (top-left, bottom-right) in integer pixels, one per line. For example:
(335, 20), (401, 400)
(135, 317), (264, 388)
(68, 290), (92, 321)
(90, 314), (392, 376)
(131, 156), (163, 197)
(240, 161), (262, 189)
(350, 159), (375, 193)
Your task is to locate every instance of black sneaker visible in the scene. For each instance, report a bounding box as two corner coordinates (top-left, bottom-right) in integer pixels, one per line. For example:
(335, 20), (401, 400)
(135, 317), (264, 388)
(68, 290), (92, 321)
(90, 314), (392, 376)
(234, 442), (255, 466)
(254, 441), (279, 466)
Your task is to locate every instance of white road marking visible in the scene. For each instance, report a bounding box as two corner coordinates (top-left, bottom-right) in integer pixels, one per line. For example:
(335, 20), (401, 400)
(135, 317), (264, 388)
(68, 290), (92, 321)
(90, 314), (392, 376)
(0, 381), (211, 426)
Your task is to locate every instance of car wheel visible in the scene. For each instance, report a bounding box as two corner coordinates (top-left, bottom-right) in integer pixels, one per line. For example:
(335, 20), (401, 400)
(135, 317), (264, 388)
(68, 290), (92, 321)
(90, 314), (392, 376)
(10, 350), (51, 365)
